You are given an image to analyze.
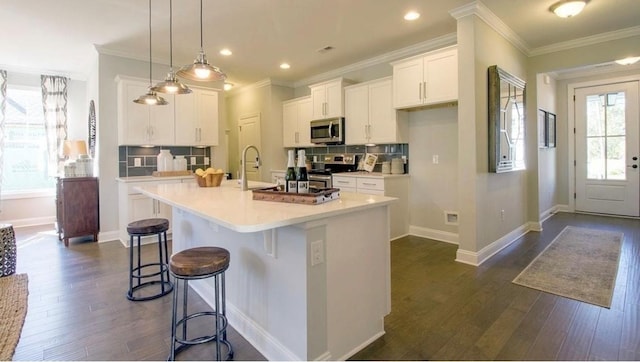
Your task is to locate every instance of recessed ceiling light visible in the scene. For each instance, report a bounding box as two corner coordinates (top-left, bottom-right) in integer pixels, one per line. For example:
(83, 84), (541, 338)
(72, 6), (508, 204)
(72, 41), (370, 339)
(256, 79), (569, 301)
(404, 11), (420, 21)
(280, 63), (291, 70)
(220, 48), (232, 56)
(549, 0), (587, 18)
(615, 56), (640, 65)
(223, 82), (234, 91)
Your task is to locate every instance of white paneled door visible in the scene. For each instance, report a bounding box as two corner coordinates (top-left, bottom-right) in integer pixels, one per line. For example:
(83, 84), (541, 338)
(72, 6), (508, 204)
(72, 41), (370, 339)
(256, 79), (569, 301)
(575, 81), (640, 216)
(239, 113), (262, 181)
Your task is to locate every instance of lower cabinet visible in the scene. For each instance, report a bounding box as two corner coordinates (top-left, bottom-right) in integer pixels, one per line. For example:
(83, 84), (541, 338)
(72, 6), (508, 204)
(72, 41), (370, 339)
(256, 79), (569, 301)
(333, 174), (408, 239)
(117, 177), (193, 246)
(56, 177), (100, 247)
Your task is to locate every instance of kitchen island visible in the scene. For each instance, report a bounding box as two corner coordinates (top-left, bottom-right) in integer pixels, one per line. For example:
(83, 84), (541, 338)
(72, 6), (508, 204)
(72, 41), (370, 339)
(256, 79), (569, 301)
(136, 180), (396, 361)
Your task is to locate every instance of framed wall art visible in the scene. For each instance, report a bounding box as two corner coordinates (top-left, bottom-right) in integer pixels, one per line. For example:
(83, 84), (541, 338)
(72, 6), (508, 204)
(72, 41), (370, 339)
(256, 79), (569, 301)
(546, 112), (556, 148)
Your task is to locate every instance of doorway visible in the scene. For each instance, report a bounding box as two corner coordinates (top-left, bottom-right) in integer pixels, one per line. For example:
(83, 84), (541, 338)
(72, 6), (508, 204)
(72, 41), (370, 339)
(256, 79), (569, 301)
(573, 79), (640, 216)
(238, 113), (262, 182)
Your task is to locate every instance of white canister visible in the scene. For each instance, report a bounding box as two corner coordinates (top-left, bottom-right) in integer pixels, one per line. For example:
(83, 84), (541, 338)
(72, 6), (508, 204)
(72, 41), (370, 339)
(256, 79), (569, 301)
(64, 162), (76, 177)
(173, 156), (187, 171)
(381, 161), (391, 174)
(77, 154), (93, 177)
(157, 150), (174, 172)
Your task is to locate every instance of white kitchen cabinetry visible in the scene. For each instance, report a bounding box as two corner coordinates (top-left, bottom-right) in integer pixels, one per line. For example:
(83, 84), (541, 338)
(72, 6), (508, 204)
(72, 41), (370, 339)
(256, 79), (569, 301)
(117, 76), (176, 145)
(391, 46), (458, 109)
(333, 174), (408, 239)
(175, 88), (219, 146)
(282, 96), (312, 147)
(117, 177), (194, 246)
(309, 78), (353, 120)
(345, 77), (408, 145)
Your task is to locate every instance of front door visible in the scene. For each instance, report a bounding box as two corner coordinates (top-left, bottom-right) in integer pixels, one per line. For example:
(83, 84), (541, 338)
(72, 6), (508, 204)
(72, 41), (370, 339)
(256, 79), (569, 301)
(575, 81), (640, 216)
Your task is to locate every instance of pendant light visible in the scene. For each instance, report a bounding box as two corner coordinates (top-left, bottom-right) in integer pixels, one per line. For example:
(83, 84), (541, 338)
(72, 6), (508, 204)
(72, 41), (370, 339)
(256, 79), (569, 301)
(177, 0), (226, 82)
(151, 0), (191, 94)
(134, 0), (168, 105)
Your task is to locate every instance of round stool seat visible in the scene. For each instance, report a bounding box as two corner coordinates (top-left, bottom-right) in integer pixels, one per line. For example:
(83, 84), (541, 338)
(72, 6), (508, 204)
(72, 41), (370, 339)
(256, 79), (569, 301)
(127, 218), (169, 236)
(170, 247), (230, 277)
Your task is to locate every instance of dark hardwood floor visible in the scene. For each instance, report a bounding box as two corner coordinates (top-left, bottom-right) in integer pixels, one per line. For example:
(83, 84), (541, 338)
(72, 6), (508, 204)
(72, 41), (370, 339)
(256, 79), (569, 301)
(11, 212), (640, 360)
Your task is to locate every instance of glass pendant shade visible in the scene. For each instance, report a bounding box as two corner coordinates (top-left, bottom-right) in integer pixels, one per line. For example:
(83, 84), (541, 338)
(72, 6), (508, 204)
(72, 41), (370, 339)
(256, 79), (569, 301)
(134, 90), (169, 105)
(177, 0), (226, 82)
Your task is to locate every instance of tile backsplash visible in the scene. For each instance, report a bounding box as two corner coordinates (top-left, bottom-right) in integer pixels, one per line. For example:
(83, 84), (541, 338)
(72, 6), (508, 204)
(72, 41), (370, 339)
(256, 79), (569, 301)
(299, 143), (409, 173)
(119, 146), (212, 177)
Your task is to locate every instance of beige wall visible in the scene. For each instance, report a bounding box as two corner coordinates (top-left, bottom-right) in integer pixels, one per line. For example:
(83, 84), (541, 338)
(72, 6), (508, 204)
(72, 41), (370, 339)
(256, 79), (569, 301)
(457, 14), (529, 255)
(537, 73), (558, 216)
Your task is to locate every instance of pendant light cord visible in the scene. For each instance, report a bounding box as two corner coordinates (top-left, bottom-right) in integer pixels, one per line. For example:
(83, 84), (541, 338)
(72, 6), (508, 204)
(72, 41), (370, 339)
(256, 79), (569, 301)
(169, 0), (173, 69)
(199, 0), (204, 50)
(147, 0), (152, 87)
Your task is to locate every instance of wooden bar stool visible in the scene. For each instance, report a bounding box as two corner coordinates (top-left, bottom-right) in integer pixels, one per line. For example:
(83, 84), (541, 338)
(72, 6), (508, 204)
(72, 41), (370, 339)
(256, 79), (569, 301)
(169, 247), (233, 361)
(126, 218), (173, 301)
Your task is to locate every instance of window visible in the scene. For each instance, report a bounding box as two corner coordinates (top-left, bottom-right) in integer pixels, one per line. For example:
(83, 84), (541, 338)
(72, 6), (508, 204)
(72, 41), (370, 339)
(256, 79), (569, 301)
(2, 85), (55, 195)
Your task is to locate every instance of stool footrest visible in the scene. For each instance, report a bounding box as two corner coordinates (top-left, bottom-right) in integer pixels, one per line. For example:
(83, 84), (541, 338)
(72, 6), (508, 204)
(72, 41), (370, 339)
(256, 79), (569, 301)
(131, 263), (169, 280)
(126, 280), (173, 301)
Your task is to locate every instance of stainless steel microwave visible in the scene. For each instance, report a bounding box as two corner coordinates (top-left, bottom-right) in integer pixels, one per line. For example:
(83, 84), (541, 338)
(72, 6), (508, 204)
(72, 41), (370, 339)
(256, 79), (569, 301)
(310, 117), (344, 144)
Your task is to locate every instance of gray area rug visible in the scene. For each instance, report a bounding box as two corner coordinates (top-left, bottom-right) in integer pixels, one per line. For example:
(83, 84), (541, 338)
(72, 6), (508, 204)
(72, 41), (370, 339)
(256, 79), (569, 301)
(513, 226), (622, 308)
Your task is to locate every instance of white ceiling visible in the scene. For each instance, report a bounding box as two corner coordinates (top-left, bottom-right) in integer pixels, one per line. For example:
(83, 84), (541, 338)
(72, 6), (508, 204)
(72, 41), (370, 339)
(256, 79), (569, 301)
(1, 0), (639, 86)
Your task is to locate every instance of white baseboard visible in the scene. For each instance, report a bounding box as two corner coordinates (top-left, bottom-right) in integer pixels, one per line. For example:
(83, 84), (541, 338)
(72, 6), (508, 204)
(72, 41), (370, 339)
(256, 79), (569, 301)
(408, 225), (459, 244)
(2, 216), (55, 228)
(97, 230), (120, 244)
(455, 223), (531, 266)
(335, 331), (384, 361)
(555, 204), (571, 213)
(190, 281), (302, 361)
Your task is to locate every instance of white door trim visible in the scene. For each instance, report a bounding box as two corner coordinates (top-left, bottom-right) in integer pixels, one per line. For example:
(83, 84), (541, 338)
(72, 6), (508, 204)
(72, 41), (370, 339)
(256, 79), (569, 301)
(567, 74), (640, 213)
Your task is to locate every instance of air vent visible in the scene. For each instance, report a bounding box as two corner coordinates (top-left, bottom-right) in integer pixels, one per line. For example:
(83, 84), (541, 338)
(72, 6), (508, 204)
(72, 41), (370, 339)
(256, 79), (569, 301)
(317, 46), (334, 54)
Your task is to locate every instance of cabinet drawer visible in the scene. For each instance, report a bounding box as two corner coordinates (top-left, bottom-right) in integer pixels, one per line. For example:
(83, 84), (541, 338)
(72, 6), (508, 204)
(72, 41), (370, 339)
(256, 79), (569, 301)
(332, 176), (356, 188)
(357, 178), (384, 191)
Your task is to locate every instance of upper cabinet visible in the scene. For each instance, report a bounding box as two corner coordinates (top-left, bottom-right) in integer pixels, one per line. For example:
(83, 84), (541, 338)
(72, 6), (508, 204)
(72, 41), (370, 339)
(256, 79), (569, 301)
(117, 77), (175, 145)
(345, 77), (408, 145)
(175, 88), (219, 146)
(309, 77), (353, 120)
(391, 46), (458, 110)
(283, 96), (312, 148)
(116, 76), (220, 146)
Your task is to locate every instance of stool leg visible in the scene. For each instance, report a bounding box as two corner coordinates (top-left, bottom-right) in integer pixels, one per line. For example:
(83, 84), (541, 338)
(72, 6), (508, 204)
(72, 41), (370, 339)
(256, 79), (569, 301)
(182, 279), (189, 342)
(214, 274), (221, 360)
(170, 276), (179, 361)
(221, 272), (227, 341)
(136, 235), (142, 288)
(128, 235), (134, 298)
(162, 231), (171, 282)
(157, 232), (165, 294)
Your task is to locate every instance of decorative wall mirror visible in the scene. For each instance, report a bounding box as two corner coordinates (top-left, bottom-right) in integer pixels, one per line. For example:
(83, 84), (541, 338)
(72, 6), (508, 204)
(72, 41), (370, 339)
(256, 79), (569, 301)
(488, 65), (526, 173)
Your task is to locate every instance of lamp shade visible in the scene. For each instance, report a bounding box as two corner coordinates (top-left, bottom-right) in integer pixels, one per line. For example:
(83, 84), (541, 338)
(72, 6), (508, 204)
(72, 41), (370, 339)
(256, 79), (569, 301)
(177, 50), (227, 82)
(133, 89), (169, 105)
(63, 140), (88, 159)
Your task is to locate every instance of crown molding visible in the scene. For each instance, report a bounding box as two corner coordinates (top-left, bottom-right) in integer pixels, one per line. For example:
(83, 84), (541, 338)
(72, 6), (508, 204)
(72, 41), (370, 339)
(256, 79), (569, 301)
(0, 63), (87, 81)
(225, 77), (296, 96)
(529, 25), (640, 57)
(551, 61), (640, 80)
(95, 44), (170, 66)
(293, 33), (457, 88)
(450, 0), (530, 55)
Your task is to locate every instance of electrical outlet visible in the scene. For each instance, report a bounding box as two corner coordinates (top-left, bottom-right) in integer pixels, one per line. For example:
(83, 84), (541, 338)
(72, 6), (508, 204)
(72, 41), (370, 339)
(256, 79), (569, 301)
(190, 156), (197, 165)
(134, 158), (142, 167)
(204, 157), (210, 165)
(432, 155), (439, 164)
(500, 209), (505, 221)
(311, 240), (324, 266)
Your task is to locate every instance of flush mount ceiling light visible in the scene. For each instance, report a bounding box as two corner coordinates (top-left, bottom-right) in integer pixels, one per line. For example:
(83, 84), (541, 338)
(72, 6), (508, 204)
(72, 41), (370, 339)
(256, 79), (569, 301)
(280, 63), (291, 70)
(615, 56), (640, 65)
(134, 0), (168, 106)
(404, 11), (420, 21)
(152, 0), (191, 94)
(223, 82), (234, 91)
(549, 0), (588, 18)
(220, 48), (232, 56)
(177, 0), (227, 82)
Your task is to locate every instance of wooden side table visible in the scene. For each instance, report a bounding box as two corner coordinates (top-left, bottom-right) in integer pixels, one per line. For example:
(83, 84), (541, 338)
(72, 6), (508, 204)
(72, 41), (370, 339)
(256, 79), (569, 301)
(56, 177), (100, 247)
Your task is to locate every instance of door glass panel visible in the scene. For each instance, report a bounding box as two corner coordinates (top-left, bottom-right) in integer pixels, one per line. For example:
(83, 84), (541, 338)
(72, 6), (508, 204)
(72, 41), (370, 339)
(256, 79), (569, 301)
(585, 91), (627, 180)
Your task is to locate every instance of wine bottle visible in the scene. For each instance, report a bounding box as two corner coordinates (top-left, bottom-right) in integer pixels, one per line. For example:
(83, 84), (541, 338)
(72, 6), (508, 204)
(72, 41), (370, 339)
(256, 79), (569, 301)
(285, 150), (297, 193)
(296, 150), (309, 194)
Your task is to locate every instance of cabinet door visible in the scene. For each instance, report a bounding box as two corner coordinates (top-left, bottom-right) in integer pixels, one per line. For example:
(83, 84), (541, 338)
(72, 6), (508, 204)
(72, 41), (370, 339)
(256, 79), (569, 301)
(325, 80), (343, 118)
(149, 95), (175, 145)
(297, 98), (312, 146)
(368, 80), (396, 143)
(282, 101), (298, 147)
(120, 82), (151, 145)
(311, 85), (327, 119)
(393, 57), (423, 109)
(129, 194), (155, 221)
(197, 90), (219, 145)
(423, 49), (458, 105)
(345, 85), (369, 145)
(174, 92), (198, 145)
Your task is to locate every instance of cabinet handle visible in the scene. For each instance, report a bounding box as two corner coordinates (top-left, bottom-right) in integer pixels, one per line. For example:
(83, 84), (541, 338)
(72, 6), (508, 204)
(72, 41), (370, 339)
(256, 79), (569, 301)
(363, 182), (376, 186)
(295, 131), (299, 143)
(423, 82), (427, 100)
(199, 128), (202, 142)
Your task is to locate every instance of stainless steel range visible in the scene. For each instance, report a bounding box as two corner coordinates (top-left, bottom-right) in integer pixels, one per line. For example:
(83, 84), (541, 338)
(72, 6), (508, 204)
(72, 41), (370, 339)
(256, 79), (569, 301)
(308, 154), (359, 189)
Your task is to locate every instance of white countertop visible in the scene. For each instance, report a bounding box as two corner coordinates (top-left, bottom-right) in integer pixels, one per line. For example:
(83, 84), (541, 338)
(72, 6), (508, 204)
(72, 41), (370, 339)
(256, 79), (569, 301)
(136, 180), (396, 233)
(116, 175), (195, 183)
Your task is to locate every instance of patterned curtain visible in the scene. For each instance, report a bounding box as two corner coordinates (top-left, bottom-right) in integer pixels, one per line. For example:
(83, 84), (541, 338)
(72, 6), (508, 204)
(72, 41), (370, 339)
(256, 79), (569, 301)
(41, 75), (68, 176)
(0, 70), (6, 201)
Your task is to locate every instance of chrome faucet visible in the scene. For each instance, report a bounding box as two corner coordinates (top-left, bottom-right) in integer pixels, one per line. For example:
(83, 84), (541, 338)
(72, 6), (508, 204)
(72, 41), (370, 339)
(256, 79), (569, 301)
(241, 145), (261, 191)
